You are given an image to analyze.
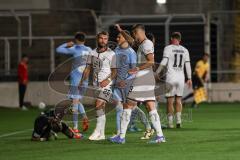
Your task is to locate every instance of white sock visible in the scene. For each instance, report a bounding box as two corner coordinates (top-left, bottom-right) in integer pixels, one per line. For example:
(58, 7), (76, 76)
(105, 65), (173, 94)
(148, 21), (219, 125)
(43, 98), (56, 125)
(176, 112), (182, 124)
(96, 109), (106, 135)
(96, 116), (102, 132)
(100, 114), (106, 136)
(116, 102), (123, 135)
(168, 114), (174, 126)
(120, 109), (132, 138)
(149, 110), (164, 137)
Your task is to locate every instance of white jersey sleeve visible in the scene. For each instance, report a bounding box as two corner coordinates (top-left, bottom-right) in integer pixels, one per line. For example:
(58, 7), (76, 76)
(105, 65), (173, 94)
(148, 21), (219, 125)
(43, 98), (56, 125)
(142, 40), (154, 55)
(160, 46), (170, 66)
(184, 48), (192, 79)
(110, 51), (117, 68)
(184, 48), (190, 62)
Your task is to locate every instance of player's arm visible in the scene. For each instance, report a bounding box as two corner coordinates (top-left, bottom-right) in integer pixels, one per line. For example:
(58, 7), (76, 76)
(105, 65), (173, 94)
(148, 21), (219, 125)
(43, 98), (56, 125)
(79, 54), (92, 87)
(100, 53), (117, 88)
(128, 53), (154, 74)
(56, 42), (74, 54)
(99, 68), (117, 88)
(155, 59), (168, 75)
(185, 50), (192, 88)
(156, 47), (169, 74)
(79, 65), (91, 86)
(129, 41), (155, 74)
(155, 47), (168, 80)
(115, 24), (135, 46)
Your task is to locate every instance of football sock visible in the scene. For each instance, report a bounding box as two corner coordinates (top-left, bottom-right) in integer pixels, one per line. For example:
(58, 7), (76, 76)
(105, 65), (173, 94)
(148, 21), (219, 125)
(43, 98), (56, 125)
(116, 102), (123, 135)
(129, 106), (138, 128)
(176, 112), (182, 124)
(120, 109), (132, 138)
(149, 109), (164, 137)
(96, 109), (106, 135)
(168, 113), (174, 126)
(78, 103), (86, 114)
(72, 103), (79, 129)
(135, 106), (151, 130)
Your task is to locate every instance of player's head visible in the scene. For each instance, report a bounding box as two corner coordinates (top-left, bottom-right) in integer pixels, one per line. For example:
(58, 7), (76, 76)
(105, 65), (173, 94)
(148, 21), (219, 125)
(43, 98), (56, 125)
(132, 24), (145, 42)
(203, 53), (209, 62)
(75, 32), (86, 43)
(116, 30), (130, 45)
(97, 31), (109, 48)
(21, 54), (29, 63)
(170, 32), (181, 44)
(146, 32), (155, 45)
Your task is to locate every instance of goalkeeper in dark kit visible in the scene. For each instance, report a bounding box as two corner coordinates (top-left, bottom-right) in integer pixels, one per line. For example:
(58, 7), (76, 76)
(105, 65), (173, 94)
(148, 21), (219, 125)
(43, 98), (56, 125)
(31, 107), (82, 141)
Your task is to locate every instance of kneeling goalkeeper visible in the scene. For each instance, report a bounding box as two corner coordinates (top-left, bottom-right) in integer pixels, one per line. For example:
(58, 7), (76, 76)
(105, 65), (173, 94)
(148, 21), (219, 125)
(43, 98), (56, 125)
(31, 108), (81, 141)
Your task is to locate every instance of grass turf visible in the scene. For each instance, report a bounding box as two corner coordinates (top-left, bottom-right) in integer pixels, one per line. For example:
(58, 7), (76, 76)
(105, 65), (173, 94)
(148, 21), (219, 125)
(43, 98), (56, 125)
(0, 103), (240, 160)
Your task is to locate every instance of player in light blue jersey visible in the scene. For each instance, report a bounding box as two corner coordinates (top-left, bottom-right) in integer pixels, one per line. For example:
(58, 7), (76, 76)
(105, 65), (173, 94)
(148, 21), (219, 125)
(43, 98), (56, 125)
(56, 32), (91, 136)
(110, 30), (153, 140)
(112, 31), (136, 136)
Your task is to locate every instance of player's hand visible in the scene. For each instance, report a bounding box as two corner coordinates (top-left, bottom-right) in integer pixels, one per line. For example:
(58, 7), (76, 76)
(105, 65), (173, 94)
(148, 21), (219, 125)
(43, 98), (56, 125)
(67, 41), (74, 48)
(115, 24), (123, 32)
(128, 67), (139, 74)
(82, 117), (89, 132)
(186, 79), (192, 88)
(22, 79), (28, 85)
(117, 80), (126, 88)
(100, 79), (110, 88)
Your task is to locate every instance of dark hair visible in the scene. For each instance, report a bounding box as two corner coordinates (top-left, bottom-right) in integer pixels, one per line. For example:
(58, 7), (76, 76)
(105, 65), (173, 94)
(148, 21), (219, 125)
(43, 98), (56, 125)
(97, 31), (109, 38)
(146, 32), (155, 42)
(132, 24), (145, 31)
(22, 54), (28, 59)
(204, 53), (210, 57)
(171, 32), (181, 40)
(75, 32), (86, 42)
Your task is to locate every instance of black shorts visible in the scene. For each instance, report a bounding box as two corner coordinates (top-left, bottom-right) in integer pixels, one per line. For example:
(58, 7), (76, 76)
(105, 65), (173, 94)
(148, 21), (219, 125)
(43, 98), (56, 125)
(192, 75), (204, 89)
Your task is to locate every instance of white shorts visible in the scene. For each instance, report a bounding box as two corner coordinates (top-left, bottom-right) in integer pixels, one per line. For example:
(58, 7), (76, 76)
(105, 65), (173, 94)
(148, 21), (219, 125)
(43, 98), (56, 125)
(127, 69), (156, 102)
(165, 77), (184, 97)
(93, 81), (113, 102)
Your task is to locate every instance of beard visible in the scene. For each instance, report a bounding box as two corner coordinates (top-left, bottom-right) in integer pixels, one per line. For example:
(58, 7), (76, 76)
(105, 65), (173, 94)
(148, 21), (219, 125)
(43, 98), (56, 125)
(98, 42), (107, 48)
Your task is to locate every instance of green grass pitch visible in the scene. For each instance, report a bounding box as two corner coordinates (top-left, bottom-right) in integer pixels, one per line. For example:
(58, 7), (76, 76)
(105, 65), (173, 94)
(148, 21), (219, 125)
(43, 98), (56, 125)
(0, 103), (240, 160)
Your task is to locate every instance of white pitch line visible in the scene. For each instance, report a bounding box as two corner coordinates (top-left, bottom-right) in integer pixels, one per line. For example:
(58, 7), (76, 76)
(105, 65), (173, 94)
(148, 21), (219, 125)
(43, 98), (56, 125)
(0, 129), (32, 138)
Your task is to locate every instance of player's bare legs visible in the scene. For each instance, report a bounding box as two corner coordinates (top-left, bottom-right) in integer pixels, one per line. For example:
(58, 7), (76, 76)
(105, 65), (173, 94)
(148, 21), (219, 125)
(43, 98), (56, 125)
(167, 97), (174, 128)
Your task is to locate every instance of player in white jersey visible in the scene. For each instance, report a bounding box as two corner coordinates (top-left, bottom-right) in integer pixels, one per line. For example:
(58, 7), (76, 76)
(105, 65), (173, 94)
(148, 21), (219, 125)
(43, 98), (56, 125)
(80, 31), (117, 140)
(156, 32), (192, 128)
(110, 24), (165, 144)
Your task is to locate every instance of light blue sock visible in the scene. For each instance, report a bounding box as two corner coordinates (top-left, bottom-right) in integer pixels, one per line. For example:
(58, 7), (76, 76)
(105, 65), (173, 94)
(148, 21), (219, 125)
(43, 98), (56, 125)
(78, 103), (86, 118)
(72, 103), (78, 129)
(116, 102), (123, 134)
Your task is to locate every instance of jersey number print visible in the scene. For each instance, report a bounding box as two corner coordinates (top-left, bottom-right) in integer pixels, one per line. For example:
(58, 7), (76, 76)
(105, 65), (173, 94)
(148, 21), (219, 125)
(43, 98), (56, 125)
(173, 54), (183, 68)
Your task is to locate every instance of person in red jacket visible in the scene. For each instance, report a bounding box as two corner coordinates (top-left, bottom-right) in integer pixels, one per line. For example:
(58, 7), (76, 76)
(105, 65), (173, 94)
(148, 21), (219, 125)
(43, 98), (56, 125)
(18, 55), (29, 110)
